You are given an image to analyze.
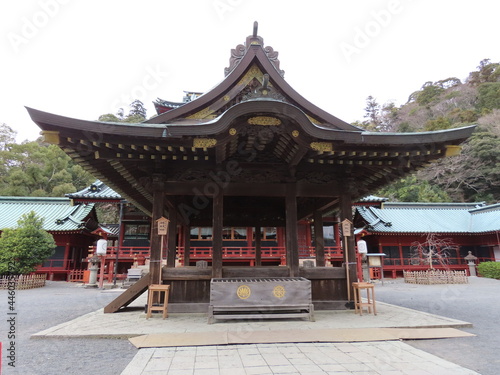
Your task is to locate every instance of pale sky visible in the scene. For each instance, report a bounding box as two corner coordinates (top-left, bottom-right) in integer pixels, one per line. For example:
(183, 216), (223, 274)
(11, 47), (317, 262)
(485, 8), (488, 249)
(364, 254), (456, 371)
(2, 0), (499, 142)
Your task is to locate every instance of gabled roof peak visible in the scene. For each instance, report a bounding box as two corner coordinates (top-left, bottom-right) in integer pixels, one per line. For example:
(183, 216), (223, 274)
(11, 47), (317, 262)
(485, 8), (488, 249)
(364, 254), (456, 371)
(224, 21), (284, 77)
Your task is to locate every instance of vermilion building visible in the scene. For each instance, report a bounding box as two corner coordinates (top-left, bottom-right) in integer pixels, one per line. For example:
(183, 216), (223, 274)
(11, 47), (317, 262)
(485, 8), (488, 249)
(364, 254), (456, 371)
(0, 196), (98, 280)
(354, 200), (500, 278)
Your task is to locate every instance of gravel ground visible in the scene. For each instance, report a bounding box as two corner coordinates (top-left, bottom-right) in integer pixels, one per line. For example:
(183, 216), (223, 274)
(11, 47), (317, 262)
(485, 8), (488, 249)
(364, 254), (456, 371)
(0, 281), (137, 375)
(376, 276), (500, 375)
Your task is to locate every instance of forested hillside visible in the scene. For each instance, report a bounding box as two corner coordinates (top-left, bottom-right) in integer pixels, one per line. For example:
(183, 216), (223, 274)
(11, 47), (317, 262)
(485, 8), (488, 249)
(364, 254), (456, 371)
(0, 123), (94, 197)
(356, 59), (500, 203)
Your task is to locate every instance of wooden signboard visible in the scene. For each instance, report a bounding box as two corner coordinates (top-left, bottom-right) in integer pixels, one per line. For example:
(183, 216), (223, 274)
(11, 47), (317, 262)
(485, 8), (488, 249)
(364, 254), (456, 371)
(341, 219), (352, 237)
(156, 217), (170, 236)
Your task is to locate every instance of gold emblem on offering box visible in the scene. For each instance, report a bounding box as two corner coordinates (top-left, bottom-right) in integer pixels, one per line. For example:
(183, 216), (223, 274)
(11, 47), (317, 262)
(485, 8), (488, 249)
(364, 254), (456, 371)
(273, 285), (286, 298)
(237, 285), (251, 299)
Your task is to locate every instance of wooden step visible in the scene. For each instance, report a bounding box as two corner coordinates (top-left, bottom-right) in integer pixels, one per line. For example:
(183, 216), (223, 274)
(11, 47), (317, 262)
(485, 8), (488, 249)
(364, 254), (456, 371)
(104, 273), (150, 313)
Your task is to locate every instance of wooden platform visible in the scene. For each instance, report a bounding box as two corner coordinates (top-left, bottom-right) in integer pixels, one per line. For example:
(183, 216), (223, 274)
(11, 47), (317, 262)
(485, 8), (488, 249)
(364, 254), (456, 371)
(104, 266), (351, 314)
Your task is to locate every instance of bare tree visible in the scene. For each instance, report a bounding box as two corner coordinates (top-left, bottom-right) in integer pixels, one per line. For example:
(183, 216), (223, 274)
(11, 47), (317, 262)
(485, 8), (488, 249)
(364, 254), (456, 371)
(410, 233), (457, 269)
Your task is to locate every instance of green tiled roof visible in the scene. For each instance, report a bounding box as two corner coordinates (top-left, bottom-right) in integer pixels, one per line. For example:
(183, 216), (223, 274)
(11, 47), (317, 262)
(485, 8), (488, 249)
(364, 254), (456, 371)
(0, 197), (96, 232)
(66, 180), (122, 201)
(357, 202), (500, 234)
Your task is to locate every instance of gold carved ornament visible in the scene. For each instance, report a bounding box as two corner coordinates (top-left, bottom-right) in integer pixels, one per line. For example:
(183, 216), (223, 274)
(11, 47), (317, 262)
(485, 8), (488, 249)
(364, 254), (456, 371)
(310, 142), (333, 152)
(193, 138), (217, 148)
(186, 107), (215, 120)
(247, 116), (281, 126)
(237, 285), (251, 299)
(273, 285), (286, 299)
(237, 65), (264, 86)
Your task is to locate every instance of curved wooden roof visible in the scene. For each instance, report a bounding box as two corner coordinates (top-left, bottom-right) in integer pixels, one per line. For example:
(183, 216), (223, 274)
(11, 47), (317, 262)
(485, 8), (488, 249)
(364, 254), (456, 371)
(26, 26), (475, 220)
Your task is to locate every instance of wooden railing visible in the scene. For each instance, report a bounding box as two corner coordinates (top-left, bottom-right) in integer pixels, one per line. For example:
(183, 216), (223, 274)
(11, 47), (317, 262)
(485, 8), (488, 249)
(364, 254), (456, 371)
(68, 269), (86, 282)
(89, 246), (150, 259)
(83, 245), (345, 268)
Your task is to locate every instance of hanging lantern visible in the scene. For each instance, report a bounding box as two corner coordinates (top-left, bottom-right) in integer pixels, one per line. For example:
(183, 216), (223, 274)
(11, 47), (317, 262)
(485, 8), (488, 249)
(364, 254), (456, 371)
(357, 239), (368, 254)
(96, 239), (108, 256)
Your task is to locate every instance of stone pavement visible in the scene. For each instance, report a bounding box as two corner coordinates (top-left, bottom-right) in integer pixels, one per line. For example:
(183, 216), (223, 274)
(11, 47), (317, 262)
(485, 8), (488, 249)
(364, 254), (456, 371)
(32, 289), (480, 374)
(121, 341), (478, 375)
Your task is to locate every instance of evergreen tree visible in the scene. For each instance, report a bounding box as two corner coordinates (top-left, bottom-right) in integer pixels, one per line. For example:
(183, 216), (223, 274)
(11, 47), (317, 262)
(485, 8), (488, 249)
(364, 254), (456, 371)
(128, 99), (147, 120)
(0, 212), (56, 275)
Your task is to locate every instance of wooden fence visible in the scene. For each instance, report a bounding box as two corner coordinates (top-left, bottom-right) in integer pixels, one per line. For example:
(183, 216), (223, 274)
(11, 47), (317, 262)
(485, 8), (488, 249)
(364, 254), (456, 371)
(68, 269), (86, 282)
(0, 274), (47, 290)
(404, 269), (468, 285)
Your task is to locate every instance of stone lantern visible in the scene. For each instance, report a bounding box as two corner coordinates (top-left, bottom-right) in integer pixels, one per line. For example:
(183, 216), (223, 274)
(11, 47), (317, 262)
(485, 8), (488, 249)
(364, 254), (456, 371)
(86, 254), (100, 288)
(464, 251), (478, 277)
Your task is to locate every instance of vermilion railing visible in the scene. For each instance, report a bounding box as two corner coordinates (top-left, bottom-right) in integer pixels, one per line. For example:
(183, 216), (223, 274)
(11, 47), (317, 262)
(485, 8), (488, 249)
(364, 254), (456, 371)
(177, 246), (285, 259)
(88, 246), (150, 259)
(87, 245), (345, 261)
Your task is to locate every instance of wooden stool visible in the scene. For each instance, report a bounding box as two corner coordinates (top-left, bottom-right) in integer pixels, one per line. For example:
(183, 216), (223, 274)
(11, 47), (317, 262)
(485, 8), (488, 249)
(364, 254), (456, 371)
(146, 284), (170, 319)
(352, 282), (376, 315)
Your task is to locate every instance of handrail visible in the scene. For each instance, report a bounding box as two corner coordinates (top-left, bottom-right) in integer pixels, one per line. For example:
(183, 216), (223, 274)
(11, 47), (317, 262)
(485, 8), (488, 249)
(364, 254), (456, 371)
(88, 246), (150, 259)
(87, 245), (345, 260)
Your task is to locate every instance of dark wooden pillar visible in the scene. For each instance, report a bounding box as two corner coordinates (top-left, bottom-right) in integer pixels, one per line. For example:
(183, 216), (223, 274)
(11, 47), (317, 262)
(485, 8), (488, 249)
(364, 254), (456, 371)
(313, 210), (325, 267)
(339, 193), (357, 301)
(150, 177), (165, 285)
(183, 225), (191, 266)
(212, 191), (224, 278)
(166, 210), (177, 268)
(285, 184), (299, 276)
(255, 227), (262, 266)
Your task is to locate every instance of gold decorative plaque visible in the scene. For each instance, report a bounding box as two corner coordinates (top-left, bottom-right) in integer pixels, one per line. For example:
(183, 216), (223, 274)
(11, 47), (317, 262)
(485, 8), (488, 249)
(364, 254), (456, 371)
(41, 131), (60, 145)
(310, 142), (333, 152)
(247, 116), (281, 126)
(193, 138), (217, 148)
(187, 107), (214, 120)
(273, 285), (286, 299)
(237, 285), (251, 299)
(445, 145), (461, 157)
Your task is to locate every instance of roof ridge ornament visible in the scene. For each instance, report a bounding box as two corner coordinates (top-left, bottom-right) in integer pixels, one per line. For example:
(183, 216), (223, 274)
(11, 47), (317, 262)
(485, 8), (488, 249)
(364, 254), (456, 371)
(224, 21), (285, 77)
